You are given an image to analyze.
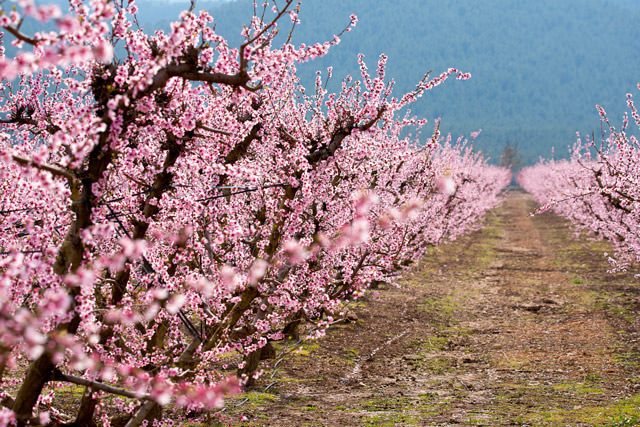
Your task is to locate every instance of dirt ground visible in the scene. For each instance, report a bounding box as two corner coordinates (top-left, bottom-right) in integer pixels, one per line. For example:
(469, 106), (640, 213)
(223, 189), (640, 426)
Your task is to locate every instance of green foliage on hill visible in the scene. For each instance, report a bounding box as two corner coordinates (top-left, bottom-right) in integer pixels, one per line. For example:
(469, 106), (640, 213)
(608, 0), (640, 10)
(49, 0), (640, 164)
(190, 0), (639, 165)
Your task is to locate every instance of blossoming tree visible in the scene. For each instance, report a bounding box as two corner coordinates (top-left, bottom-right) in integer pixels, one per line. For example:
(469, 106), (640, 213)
(0, 0), (509, 425)
(519, 85), (640, 274)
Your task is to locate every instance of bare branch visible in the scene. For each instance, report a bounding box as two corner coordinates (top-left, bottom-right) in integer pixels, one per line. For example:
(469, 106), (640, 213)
(2, 25), (37, 45)
(0, 115), (62, 135)
(12, 154), (75, 181)
(51, 370), (151, 401)
(197, 124), (232, 136)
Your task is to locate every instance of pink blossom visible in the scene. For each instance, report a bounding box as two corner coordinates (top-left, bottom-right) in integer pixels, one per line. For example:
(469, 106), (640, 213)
(435, 175), (456, 195)
(220, 265), (240, 292)
(92, 39), (114, 62)
(282, 239), (310, 265)
(166, 294), (186, 314)
(0, 407), (16, 426)
(247, 259), (268, 284)
(119, 237), (147, 259)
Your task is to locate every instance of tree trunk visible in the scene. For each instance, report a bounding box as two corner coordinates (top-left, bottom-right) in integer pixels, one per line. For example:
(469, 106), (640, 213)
(13, 353), (55, 425)
(69, 388), (97, 427)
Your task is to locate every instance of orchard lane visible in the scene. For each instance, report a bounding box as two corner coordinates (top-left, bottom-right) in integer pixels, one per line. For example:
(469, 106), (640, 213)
(230, 190), (640, 426)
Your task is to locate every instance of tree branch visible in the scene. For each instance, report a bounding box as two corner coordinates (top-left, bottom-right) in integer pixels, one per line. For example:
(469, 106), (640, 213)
(125, 401), (158, 427)
(197, 124), (232, 136)
(1, 25), (38, 45)
(358, 106), (386, 132)
(305, 107), (386, 165)
(52, 370), (151, 401)
(12, 154), (75, 181)
(239, 0), (295, 72)
(136, 63), (258, 100)
(135, 1), (296, 100)
(0, 115), (62, 135)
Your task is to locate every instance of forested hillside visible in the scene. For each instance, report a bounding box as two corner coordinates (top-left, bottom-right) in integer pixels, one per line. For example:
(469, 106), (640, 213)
(9, 0), (639, 165)
(609, 0), (640, 9)
(131, 0), (640, 165)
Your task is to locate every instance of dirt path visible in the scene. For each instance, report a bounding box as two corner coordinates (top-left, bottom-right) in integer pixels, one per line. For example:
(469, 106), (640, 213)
(226, 190), (640, 426)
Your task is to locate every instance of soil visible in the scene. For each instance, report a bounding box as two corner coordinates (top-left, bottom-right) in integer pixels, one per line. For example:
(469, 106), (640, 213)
(223, 189), (640, 426)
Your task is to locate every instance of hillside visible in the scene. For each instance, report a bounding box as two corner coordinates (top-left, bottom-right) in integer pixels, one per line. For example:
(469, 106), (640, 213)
(5, 0), (639, 165)
(131, 0), (640, 165)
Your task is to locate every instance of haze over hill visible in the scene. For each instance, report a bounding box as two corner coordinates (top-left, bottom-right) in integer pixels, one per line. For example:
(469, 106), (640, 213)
(9, 0), (638, 165)
(130, 0), (640, 166)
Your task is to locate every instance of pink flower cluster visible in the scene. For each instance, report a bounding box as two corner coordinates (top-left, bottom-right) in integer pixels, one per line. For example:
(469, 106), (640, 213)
(519, 87), (640, 273)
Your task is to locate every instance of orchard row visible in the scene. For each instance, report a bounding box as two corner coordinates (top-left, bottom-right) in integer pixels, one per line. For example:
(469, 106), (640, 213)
(520, 86), (640, 274)
(0, 1), (509, 425)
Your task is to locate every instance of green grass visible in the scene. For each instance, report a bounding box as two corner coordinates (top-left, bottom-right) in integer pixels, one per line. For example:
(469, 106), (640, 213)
(517, 394), (640, 426)
(608, 413), (640, 427)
